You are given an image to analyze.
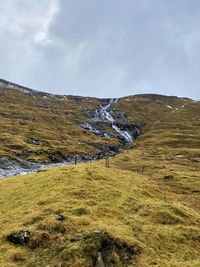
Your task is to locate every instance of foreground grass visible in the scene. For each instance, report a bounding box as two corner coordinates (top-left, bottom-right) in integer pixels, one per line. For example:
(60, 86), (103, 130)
(0, 137), (199, 266)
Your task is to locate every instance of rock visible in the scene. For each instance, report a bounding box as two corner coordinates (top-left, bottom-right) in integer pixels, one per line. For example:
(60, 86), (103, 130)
(93, 229), (105, 234)
(56, 214), (65, 221)
(80, 122), (101, 135)
(31, 139), (39, 145)
(112, 111), (127, 122)
(175, 155), (184, 158)
(0, 157), (36, 178)
(7, 230), (31, 245)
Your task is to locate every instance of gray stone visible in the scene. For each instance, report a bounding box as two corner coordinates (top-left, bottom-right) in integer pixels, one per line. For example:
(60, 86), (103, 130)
(56, 214), (65, 221)
(7, 230), (31, 246)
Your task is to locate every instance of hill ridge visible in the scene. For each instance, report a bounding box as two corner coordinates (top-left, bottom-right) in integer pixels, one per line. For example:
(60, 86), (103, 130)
(1, 77), (197, 101)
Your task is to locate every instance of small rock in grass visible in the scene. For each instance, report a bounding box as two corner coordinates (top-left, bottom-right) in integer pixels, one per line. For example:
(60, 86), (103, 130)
(7, 230), (31, 246)
(56, 214), (65, 221)
(93, 229), (104, 234)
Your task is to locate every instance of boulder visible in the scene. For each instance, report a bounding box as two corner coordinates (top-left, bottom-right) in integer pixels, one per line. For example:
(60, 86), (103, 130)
(7, 230), (31, 246)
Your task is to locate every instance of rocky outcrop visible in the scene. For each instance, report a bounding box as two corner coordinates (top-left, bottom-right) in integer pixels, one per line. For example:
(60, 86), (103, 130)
(80, 98), (141, 143)
(0, 142), (121, 178)
(0, 157), (35, 178)
(0, 156), (70, 178)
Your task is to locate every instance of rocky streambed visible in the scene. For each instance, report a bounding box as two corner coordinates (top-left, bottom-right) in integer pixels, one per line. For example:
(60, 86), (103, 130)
(0, 157), (72, 178)
(0, 144), (127, 178)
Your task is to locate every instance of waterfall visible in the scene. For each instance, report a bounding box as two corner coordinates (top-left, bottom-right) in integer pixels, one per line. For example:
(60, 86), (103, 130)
(95, 98), (133, 143)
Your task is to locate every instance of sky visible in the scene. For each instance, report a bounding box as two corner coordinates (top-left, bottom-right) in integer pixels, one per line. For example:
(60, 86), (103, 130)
(0, 0), (200, 99)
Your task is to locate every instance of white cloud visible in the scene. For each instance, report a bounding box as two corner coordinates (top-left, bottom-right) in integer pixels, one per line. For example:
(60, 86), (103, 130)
(34, 0), (60, 46)
(0, 0), (60, 85)
(0, 0), (60, 46)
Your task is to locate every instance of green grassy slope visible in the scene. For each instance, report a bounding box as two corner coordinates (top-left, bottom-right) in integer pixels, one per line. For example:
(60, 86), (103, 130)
(0, 93), (199, 266)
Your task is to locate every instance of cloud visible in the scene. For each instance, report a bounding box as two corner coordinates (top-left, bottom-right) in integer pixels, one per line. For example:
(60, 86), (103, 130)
(0, 0), (60, 79)
(34, 0), (60, 46)
(0, 0), (199, 99)
(0, 0), (59, 43)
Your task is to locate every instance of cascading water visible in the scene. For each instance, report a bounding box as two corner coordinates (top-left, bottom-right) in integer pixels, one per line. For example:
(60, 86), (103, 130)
(112, 125), (133, 142)
(95, 98), (133, 143)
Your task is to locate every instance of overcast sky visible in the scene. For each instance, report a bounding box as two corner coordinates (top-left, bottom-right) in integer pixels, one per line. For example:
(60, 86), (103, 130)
(0, 0), (200, 99)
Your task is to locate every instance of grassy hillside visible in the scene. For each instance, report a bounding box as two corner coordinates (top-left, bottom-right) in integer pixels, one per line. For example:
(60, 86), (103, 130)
(1, 86), (198, 164)
(0, 93), (199, 266)
(0, 87), (121, 162)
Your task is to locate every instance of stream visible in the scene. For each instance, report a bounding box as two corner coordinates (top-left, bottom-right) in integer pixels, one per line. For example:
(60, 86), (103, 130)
(95, 98), (133, 142)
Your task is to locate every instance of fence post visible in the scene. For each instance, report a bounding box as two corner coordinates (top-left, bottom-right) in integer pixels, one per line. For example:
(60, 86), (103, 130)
(105, 157), (110, 168)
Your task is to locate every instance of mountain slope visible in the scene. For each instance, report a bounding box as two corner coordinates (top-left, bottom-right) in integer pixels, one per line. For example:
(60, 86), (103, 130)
(1, 80), (199, 164)
(0, 79), (200, 266)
